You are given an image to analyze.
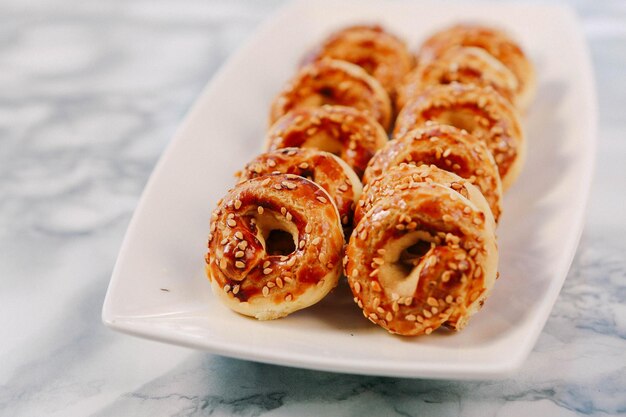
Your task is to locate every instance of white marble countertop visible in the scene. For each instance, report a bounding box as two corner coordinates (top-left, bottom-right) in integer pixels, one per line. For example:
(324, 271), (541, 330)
(1, 0), (625, 416)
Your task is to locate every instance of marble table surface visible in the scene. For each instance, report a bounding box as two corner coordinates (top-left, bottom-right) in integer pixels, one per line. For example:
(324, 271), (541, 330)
(1, 0), (625, 416)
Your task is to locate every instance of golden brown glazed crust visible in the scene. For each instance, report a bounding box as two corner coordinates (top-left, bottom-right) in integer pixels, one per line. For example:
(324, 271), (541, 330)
(269, 59), (392, 130)
(418, 24), (535, 111)
(237, 147), (362, 232)
(301, 25), (413, 100)
(393, 83), (524, 191)
(206, 174), (344, 320)
(265, 105), (388, 178)
(363, 124), (502, 222)
(356, 164), (470, 225)
(397, 46), (518, 111)
(344, 182), (498, 336)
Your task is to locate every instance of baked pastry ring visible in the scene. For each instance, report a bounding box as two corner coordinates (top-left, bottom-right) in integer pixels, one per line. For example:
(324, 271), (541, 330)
(301, 25), (413, 100)
(418, 24), (535, 111)
(206, 174), (344, 320)
(238, 147), (363, 232)
(396, 46), (518, 111)
(357, 163), (485, 224)
(393, 83), (524, 191)
(344, 178), (498, 335)
(265, 105), (388, 178)
(363, 124), (502, 222)
(269, 58), (392, 131)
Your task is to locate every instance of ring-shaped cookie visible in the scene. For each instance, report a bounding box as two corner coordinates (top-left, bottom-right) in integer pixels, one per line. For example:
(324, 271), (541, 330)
(269, 58), (392, 131)
(363, 124), (502, 222)
(397, 46), (518, 111)
(238, 147), (363, 232)
(266, 105), (388, 178)
(393, 83), (524, 191)
(301, 25), (413, 100)
(418, 24), (536, 111)
(345, 181), (498, 335)
(206, 174), (344, 320)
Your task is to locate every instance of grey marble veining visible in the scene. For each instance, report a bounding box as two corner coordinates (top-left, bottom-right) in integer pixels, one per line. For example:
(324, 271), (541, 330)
(0, 0), (625, 416)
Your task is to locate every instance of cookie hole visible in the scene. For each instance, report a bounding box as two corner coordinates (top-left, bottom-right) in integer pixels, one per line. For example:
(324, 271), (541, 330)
(265, 229), (296, 256)
(397, 240), (432, 277)
(437, 109), (477, 133)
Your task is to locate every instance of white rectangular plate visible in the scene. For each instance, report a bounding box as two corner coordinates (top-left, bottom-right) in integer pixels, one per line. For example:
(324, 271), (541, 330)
(102, 0), (597, 379)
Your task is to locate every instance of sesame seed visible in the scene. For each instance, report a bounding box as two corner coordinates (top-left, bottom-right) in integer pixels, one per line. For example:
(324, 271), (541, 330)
(235, 261), (245, 269)
(235, 251), (244, 258)
(267, 159), (276, 167)
(235, 231), (243, 240)
(220, 237), (228, 245)
(373, 297), (380, 309)
(369, 313), (378, 321)
(373, 257), (384, 265)
(405, 314), (416, 321)
(261, 178), (271, 186)
(224, 284), (231, 293)
(238, 241), (248, 250)
(316, 196), (327, 204)
(284, 276), (294, 283)
(257, 206), (264, 214)
(299, 162), (309, 169)
(263, 268), (272, 275)
(351, 269), (358, 278)
(267, 282), (275, 288)
(376, 307), (385, 314)
(233, 285), (240, 294)
(299, 240), (305, 249)
(369, 269), (379, 278)
(312, 237), (321, 245)
(285, 293), (293, 301)
(425, 327), (433, 335)
(423, 310), (433, 318)
(286, 212), (292, 221)
(226, 219), (236, 227)
(274, 184), (282, 190)
(427, 297), (438, 306)
(263, 260), (271, 268)
(262, 286), (269, 297)
(354, 282), (361, 293)
(392, 302), (399, 312)
(305, 223), (312, 233)
(446, 295), (454, 303)
(371, 281), (382, 292)
(219, 258), (227, 269)
(276, 278), (283, 288)
(234, 200), (242, 210)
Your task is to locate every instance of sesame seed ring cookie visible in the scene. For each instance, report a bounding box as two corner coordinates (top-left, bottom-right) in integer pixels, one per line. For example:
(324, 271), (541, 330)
(396, 46), (518, 111)
(362, 124), (503, 222)
(393, 83), (524, 191)
(356, 163), (482, 225)
(237, 147), (363, 232)
(265, 105), (388, 178)
(206, 174), (344, 320)
(344, 181), (498, 335)
(301, 25), (413, 100)
(418, 24), (536, 111)
(269, 58), (392, 131)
